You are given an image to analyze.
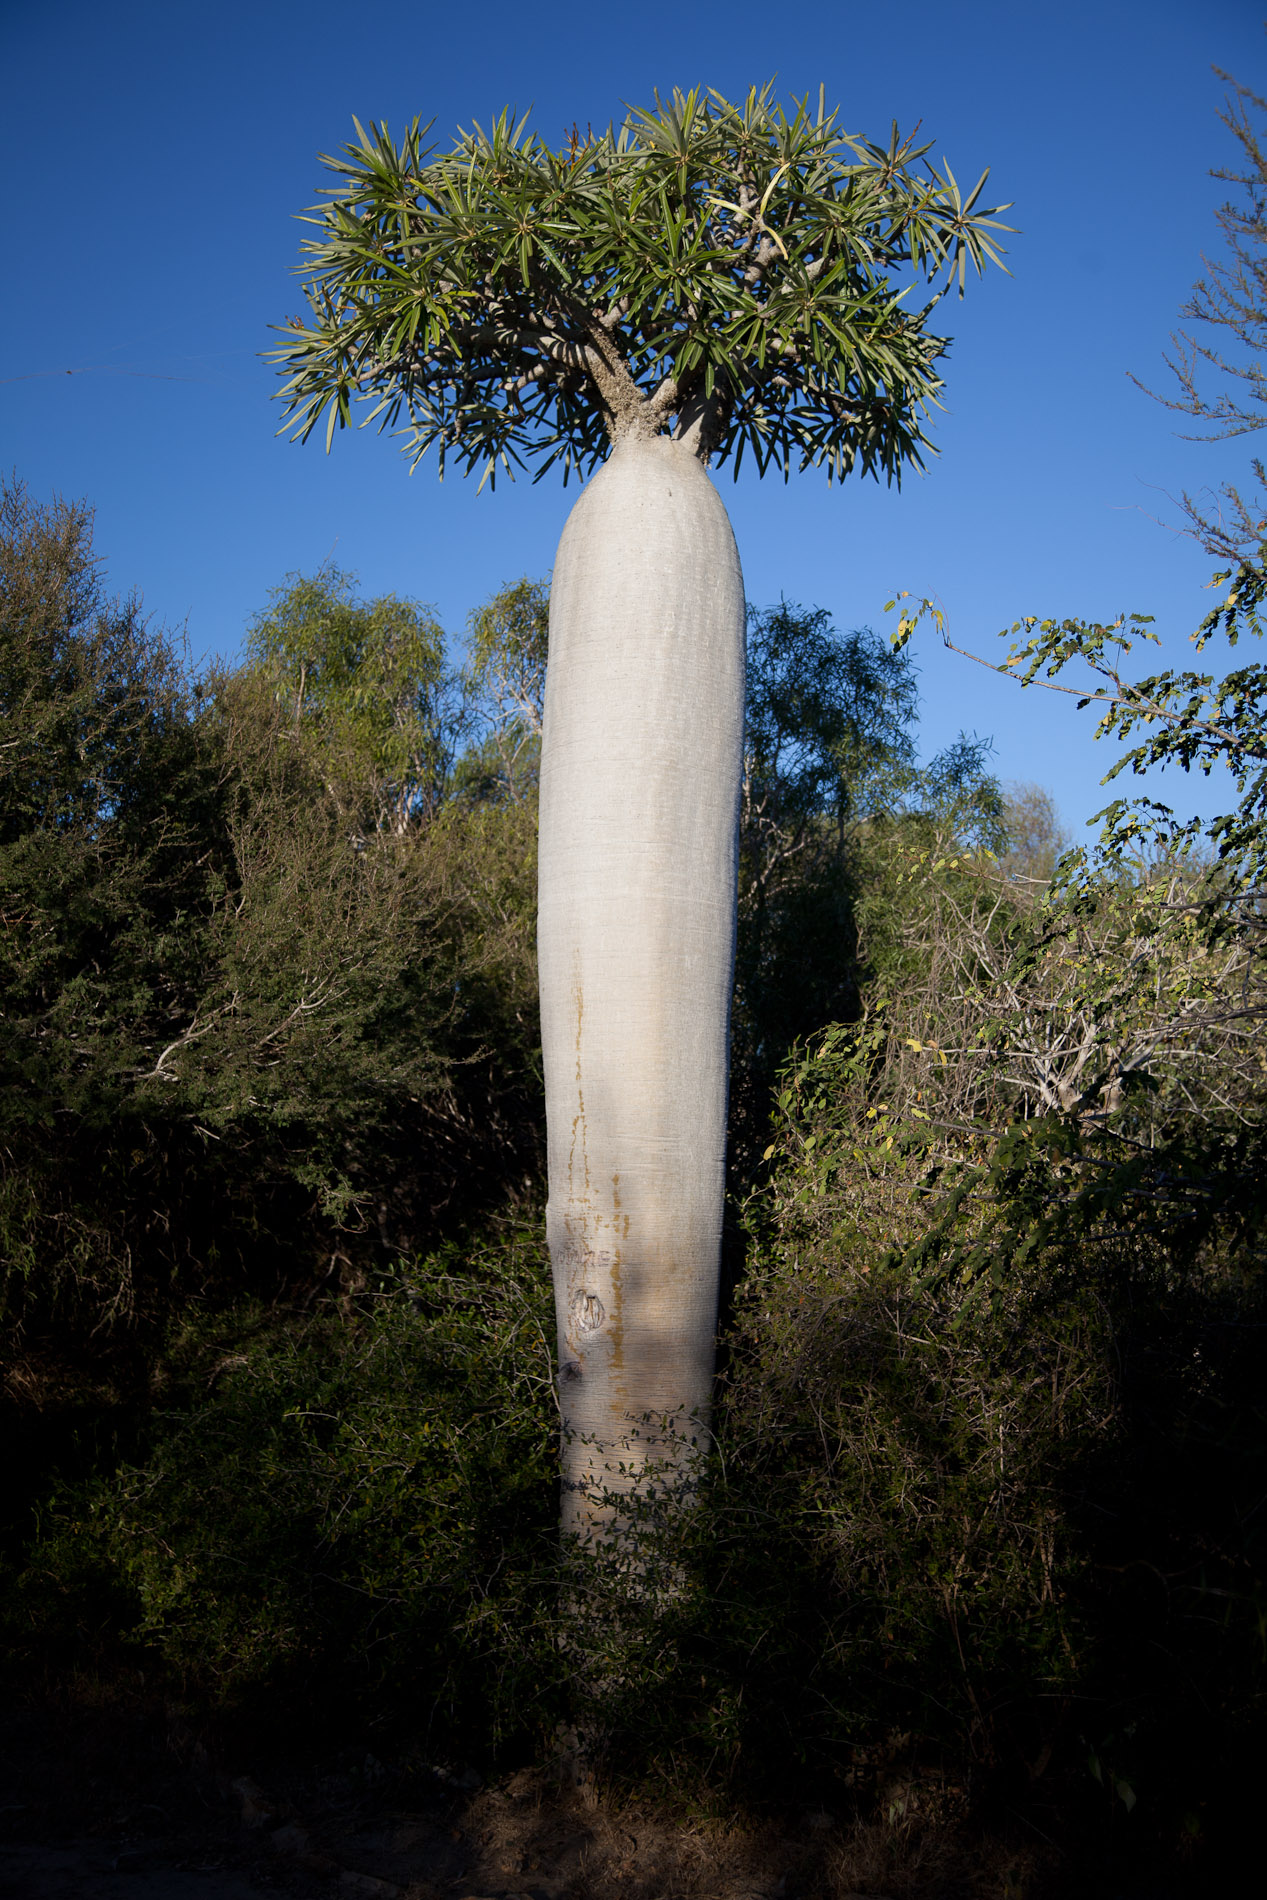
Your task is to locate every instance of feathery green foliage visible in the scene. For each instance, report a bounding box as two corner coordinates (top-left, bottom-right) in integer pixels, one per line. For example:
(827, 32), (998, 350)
(273, 83), (1010, 487)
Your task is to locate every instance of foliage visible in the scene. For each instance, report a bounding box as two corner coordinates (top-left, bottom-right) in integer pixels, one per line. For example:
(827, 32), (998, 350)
(177, 572), (542, 1261)
(14, 1237), (563, 1752)
(880, 473), (1267, 1311)
(743, 600), (919, 859)
(534, 1181), (1112, 1791)
(273, 83), (1010, 487)
(0, 475), (212, 1330)
(745, 506), (1267, 1797)
(459, 575), (549, 804)
(997, 779), (1070, 884)
(5, 430), (1262, 1880)
(0, 493), (1073, 1794)
(726, 603), (1005, 1171)
(246, 564), (464, 831)
(0, 499), (543, 1361)
(732, 604), (913, 1106)
(152, 661), (461, 1229)
(712, 1253), (1106, 1765)
(892, 581), (1267, 888)
(743, 998), (1267, 1813)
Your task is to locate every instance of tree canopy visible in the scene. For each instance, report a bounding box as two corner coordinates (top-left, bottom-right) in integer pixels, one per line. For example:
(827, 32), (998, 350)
(246, 565), (460, 832)
(273, 83), (1010, 488)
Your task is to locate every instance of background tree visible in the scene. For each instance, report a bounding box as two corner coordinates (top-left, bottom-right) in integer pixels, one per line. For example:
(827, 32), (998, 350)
(245, 564), (465, 832)
(0, 520), (545, 1542)
(997, 778), (1070, 884)
(194, 570), (543, 1258)
(0, 476), (209, 1338)
(1133, 65), (1267, 564)
(729, 603), (1003, 1170)
(274, 82), (1010, 1543)
(460, 576), (549, 806)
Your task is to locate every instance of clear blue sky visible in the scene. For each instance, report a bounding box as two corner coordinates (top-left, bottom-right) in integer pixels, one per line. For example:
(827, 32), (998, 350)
(3, 0), (1262, 839)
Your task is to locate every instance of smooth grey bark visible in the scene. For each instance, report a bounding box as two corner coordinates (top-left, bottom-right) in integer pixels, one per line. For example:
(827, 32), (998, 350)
(537, 433), (745, 1541)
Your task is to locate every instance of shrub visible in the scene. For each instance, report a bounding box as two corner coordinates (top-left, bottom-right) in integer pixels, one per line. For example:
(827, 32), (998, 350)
(15, 1235), (562, 1756)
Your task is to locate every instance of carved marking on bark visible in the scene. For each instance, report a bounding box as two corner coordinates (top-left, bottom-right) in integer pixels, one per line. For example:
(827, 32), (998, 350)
(569, 1288), (606, 1333)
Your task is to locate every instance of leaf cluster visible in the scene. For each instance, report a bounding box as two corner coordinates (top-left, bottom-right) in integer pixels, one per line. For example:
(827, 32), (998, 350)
(274, 82), (1010, 488)
(889, 573), (1267, 888)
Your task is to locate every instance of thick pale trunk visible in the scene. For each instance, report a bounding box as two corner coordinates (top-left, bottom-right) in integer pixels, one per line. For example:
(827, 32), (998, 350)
(537, 434), (745, 1542)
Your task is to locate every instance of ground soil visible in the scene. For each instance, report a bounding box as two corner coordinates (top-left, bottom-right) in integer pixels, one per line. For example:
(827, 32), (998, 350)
(0, 1692), (1055, 1900)
(0, 1690), (1221, 1900)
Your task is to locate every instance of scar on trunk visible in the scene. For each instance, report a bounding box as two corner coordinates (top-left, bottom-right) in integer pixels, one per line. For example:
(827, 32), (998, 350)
(569, 1288), (605, 1333)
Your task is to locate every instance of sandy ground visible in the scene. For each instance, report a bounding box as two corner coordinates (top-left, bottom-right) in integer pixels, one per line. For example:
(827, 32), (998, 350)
(0, 1762), (911, 1900)
(0, 1701), (980, 1900)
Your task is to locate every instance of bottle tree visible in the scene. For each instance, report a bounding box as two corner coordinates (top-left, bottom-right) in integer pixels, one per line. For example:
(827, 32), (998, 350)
(274, 84), (1009, 1543)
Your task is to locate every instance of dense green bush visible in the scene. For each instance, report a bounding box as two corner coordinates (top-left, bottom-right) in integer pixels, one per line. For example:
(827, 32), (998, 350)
(0, 477), (214, 1333)
(534, 1250), (1110, 1797)
(14, 1235), (562, 1753)
(0, 491), (544, 1357)
(3, 1222), (1115, 1791)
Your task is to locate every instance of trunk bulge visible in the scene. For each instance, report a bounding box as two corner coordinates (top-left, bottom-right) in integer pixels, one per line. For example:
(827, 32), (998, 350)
(538, 433), (746, 1542)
